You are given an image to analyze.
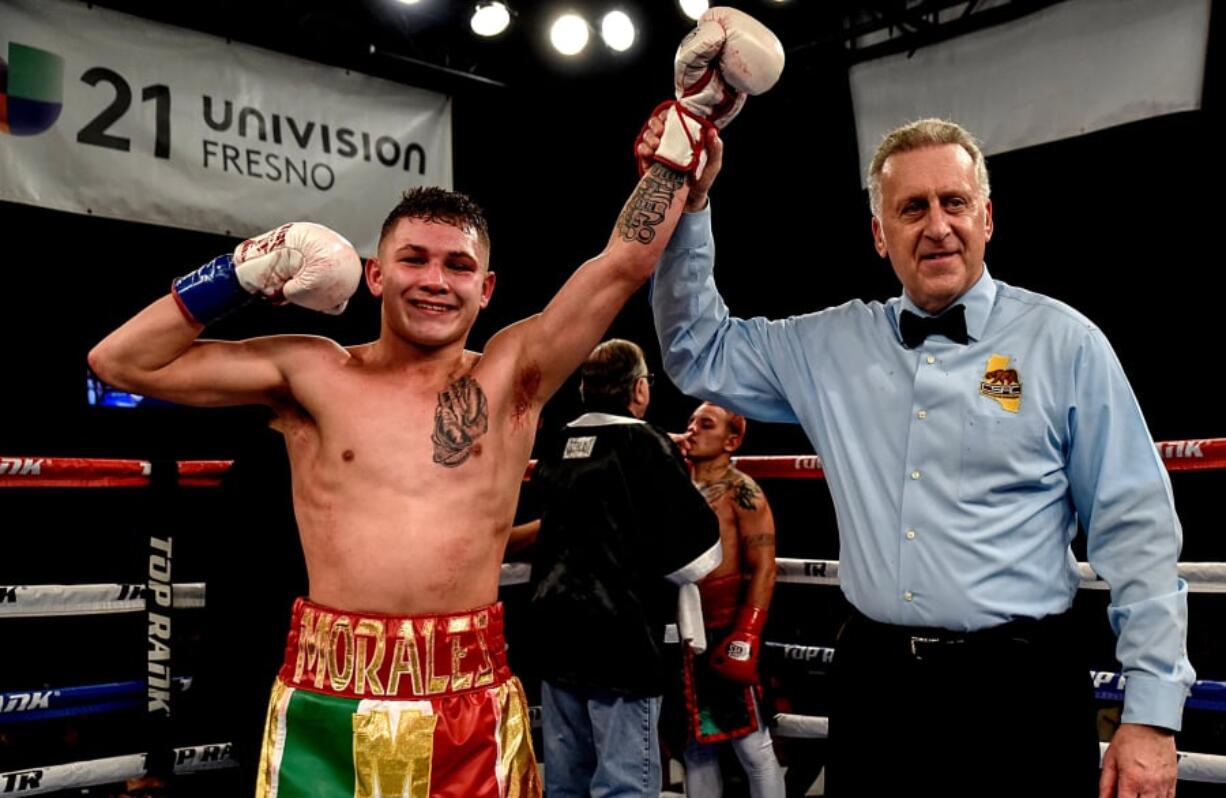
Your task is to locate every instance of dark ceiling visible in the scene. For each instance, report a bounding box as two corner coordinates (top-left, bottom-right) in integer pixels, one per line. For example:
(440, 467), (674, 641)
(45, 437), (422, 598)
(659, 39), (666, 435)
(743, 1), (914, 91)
(85, 0), (1067, 94)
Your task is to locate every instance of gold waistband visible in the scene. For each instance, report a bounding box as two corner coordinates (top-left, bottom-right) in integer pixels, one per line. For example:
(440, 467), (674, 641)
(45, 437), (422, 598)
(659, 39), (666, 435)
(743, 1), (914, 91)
(278, 598), (510, 699)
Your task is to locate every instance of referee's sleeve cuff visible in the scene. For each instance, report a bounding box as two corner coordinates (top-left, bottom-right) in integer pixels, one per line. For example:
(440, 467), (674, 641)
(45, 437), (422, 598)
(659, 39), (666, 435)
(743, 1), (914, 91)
(1121, 673), (1187, 732)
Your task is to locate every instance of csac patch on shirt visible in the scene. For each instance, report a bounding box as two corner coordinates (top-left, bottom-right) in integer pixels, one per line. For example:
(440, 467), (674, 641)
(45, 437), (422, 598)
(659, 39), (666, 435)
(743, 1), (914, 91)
(563, 436), (597, 459)
(979, 354), (1022, 413)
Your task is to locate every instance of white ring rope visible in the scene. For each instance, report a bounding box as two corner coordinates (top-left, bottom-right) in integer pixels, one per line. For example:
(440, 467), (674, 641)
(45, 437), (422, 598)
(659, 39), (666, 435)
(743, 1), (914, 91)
(0, 742), (235, 795)
(0, 583), (205, 618)
(770, 714), (1226, 784)
(772, 559), (1226, 594)
(504, 566), (1226, 784)
(498, 561), (1226, 593)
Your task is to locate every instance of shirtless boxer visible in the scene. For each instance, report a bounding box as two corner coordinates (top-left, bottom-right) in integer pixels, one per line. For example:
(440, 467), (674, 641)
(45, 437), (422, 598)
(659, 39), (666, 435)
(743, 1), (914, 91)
(90, 6), (783, 794)
(87, 174), (698, 798)
(674, 402), (784, 798)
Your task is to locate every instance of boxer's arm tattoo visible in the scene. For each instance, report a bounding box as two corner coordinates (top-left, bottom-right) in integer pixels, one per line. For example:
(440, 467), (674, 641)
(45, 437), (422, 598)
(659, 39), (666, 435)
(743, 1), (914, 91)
(733, 478), (761, 511)
(742, 533), (775, 549)
(432, 375), (489, 467)
(618, 164), (685, 245)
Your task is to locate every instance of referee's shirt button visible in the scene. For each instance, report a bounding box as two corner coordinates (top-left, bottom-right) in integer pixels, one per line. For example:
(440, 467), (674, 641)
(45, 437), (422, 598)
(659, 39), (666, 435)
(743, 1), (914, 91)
(903, 591), (914, 602)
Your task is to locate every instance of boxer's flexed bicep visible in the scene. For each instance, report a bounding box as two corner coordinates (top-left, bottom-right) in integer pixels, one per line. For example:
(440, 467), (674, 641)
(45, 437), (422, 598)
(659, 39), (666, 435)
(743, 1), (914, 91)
(127, 334), (313, 408)
(91, 222), (359, 407)
(90, 295), (321, 408)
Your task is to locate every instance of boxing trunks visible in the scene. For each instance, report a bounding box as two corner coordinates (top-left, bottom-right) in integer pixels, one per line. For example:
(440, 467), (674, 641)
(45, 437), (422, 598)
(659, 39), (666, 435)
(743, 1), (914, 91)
(683, 575), (759, 744)
(257, 598), (540, 798)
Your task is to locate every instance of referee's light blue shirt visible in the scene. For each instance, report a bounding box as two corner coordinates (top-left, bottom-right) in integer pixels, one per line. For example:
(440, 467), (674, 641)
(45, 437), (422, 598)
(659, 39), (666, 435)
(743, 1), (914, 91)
(651, 206), (1194, 730)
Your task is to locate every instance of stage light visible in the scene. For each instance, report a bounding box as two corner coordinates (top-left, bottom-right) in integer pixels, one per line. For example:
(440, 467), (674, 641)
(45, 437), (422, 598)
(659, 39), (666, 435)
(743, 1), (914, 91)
(679, 0), (708, 21)
(550, 13), (590, 56)
(601, 10), (635, 52)
(471, 2), (511, 37)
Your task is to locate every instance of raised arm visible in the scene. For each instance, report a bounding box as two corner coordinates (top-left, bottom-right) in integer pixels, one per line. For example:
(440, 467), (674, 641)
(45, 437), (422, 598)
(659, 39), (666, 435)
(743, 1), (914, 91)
(88, 223), (360, 407)
(641, 105), (801, 424)
(489, 8), (785, 404)
(484, 154), (703, 403)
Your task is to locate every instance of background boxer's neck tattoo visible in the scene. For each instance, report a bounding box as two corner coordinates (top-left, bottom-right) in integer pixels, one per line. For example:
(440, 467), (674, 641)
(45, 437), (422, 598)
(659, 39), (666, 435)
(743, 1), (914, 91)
(618, 164), (685, 244)
(432, 375), (489, 467)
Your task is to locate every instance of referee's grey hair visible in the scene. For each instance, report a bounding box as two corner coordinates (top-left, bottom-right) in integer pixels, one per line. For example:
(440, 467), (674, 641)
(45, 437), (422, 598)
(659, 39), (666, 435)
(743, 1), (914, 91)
(579, 339), (647, 414)
(867, 118), (991, 218)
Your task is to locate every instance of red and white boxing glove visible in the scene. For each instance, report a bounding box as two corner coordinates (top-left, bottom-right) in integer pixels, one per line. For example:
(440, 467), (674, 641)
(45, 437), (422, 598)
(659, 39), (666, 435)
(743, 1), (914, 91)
(172, 223), (362, 325)
(709, 605), (767, 685)
(646, 7), (785, 175)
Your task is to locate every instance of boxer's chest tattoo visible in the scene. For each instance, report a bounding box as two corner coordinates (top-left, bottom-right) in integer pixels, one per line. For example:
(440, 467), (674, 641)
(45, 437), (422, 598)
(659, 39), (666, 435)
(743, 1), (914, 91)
(618, 164), (685, 244)
(432, 375), (489, 467)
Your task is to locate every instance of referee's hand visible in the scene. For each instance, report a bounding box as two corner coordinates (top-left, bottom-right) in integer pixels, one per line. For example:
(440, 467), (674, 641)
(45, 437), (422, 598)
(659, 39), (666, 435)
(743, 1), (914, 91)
(1098, 722), (1177, 798)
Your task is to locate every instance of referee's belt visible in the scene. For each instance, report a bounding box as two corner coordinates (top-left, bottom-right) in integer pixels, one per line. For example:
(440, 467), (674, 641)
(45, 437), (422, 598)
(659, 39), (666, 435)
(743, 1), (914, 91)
(844, 607), (1073, 663)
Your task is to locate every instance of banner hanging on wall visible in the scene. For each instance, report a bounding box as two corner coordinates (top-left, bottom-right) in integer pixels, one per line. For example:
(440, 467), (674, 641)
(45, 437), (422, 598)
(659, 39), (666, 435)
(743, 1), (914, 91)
(0, 0), (452, 254)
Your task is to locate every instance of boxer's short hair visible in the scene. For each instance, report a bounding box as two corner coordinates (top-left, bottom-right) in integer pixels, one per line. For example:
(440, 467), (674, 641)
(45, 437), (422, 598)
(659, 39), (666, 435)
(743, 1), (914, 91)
(380, 187), (491, 260)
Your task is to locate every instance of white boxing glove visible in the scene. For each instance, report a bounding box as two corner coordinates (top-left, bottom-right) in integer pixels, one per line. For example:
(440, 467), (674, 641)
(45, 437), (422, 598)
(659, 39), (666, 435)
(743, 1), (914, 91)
(172, 222), (362, 325)
(234, 223), (362, 314)
(651, 7), (785, 175)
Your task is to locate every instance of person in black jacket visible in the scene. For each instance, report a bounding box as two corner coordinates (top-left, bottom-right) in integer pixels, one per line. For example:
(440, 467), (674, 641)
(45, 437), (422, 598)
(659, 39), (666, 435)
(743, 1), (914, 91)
(516, 338), (721, 798)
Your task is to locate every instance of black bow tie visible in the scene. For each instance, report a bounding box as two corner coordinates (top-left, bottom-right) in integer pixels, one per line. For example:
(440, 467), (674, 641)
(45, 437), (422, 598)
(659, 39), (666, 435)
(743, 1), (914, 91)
(899, 305), (970, 348)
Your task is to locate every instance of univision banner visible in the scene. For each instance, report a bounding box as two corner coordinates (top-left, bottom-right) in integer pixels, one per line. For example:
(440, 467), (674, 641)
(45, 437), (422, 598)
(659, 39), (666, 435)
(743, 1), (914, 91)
(0, 0), (452, 254)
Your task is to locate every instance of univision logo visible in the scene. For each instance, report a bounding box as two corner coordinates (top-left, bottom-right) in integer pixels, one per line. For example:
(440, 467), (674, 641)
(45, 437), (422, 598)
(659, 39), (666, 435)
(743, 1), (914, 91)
(0, 42), (63, 136)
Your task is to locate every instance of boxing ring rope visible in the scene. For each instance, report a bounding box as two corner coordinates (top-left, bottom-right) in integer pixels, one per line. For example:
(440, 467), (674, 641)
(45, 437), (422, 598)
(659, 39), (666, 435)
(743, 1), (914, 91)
(0, 743), (236, 795)
(5, 438), (1221, 790)
(0, 457), (237, 793)
(0, 584), (207, 617)
(0, 456), (231, 487)
(497, 562), (1226, 784)
(768, 715), (1226, 785)
(0, 678), (193, 724)
(514, 435), (1226, 786)
(719, 438), (1226, 782)
(772, 558), (1226, 593)
(721, 437), (1226, 480)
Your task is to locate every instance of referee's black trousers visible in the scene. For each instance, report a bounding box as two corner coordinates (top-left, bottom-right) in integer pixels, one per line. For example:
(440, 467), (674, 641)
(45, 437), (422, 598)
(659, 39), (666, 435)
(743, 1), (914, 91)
(824, 607), (1100, 797)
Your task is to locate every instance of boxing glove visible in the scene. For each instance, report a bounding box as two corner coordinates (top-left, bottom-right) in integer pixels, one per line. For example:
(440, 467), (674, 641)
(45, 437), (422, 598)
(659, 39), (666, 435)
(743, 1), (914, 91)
(709, 604), (767, 685)
(172, 222), (361, 325)
(649, 7), (785, 175)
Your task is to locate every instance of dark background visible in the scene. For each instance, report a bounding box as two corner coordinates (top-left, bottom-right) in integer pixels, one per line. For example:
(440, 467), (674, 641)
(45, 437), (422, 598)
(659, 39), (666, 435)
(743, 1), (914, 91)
(1, 0), (1223, 794)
